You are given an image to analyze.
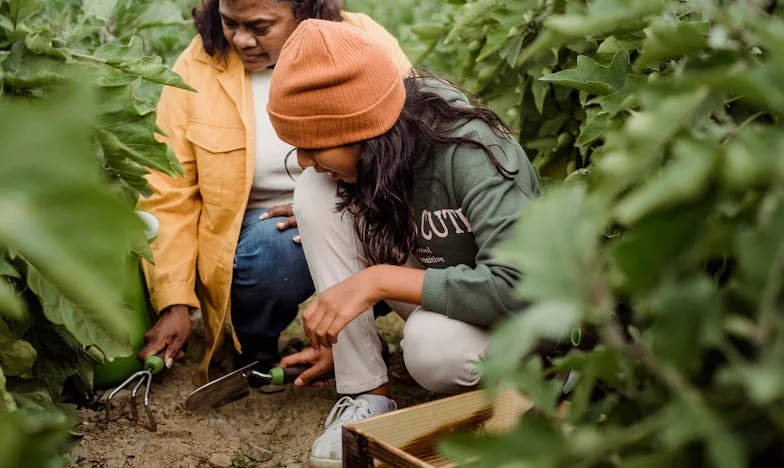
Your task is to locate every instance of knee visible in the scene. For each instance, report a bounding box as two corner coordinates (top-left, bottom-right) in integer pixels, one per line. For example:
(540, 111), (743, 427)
(402, 311), (484, 394)
(293, 168), (340, 229)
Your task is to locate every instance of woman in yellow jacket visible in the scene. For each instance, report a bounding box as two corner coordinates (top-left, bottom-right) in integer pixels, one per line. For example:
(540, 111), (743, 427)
(138, 0), (410, 386)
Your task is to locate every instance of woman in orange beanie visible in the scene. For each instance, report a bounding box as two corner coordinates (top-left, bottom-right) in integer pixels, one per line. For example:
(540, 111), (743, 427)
(270, 20), (541, 467)
(137, 0), (410, 386)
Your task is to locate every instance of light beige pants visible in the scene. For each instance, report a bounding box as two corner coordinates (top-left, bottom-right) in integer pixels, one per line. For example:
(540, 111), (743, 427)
(293, 168), (489, 395)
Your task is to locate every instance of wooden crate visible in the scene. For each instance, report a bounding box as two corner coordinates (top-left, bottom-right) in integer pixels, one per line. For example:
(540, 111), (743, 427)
(342, 389), (533, 467)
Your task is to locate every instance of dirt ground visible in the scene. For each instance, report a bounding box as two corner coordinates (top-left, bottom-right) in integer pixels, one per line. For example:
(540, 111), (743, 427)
(68, 313), (435, 468)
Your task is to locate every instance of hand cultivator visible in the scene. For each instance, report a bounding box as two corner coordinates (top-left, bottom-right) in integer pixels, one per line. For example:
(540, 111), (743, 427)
(104, 353), (165, 431)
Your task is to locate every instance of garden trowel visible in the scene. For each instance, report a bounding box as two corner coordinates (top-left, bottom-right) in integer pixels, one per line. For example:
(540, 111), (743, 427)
(184, 361), (334, 412)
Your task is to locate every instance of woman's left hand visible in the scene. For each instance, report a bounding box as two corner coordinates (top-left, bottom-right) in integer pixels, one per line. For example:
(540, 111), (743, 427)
(260, 203), (301, 243)
(303, 270), (379, 349)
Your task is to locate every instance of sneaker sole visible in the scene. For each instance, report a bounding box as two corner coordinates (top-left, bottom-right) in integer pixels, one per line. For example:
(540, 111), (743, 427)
(309, 455), (342, 468)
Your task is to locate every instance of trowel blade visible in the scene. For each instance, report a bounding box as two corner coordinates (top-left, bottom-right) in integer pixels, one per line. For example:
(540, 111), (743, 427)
(184, 361), (257, 412)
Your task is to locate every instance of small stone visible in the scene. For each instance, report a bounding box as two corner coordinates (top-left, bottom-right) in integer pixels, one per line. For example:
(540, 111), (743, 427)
(208, 453), (233, 467)
(246, 443), (272, 462)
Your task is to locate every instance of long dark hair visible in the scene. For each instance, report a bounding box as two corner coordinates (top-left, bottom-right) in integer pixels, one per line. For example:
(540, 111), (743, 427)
(336, 75), (518, 266)
(193, 0), (344, 58)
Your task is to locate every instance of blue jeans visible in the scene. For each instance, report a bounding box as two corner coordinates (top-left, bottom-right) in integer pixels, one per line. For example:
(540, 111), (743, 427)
(231, 208), (314, 367)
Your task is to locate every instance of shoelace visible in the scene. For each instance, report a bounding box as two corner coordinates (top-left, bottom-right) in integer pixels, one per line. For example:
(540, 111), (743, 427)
(323, 396), (374, 429)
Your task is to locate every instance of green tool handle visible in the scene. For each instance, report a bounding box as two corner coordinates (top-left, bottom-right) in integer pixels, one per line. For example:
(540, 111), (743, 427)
(144, 351), (166, 375)
(268, 365), (335, 386)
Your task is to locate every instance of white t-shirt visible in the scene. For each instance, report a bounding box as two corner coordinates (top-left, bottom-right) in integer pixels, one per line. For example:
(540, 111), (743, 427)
(247, 69), (302, 209)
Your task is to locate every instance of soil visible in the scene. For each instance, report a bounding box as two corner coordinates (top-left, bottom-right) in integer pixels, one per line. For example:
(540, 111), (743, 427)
(68, 313), (435, 468)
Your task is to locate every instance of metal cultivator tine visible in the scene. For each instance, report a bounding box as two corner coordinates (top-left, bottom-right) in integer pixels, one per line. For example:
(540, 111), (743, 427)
(105, 370), (146, 424)
(104, 353), (165, 431)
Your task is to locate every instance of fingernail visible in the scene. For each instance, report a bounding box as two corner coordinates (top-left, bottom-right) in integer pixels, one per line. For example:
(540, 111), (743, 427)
(293, 235), (301, 243)
(276, 222), (285, 229)
(295, 378), (303, 386)
(165, 357), (174, 368)
(259, 212), (269, 220)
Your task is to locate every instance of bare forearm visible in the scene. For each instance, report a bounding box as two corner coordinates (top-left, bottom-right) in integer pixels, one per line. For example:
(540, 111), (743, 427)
(366, 265), (425, 305)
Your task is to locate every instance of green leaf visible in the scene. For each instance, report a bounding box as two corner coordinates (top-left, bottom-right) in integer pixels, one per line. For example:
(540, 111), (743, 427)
(734, 194), (784, 310)
(611, 202), (711, 294)
(0, 367), (17, 412)
(615, 137), (718, 224)
(6, 0), (42, 25)
(25, 266), (131, 361)
(576, 109), (610, 148)
(0, 95), (141, 344)
(82, 0), (119, 22)
(646, 276), (717, 373)
(498, 184), (603, 305)
(0, 319), (36, 377)
(707, 427), (747, 468)
(637, 19), (709, 69)
(0, 276), (26, 320)
(722, 125), (784, 189)
(483, 300), (580, 391)
(91, 37), (193, 89)
(544, 0), (666, 38)
(530, 75), (550, 114)
(597, 73), (646, 115)
(540, 49), (630, 95)
(440, 410), (568, 467)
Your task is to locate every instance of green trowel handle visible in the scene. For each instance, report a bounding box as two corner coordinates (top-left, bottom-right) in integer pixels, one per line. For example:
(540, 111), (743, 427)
(144, 351), (167, 375)
(269, 365), (335, 385)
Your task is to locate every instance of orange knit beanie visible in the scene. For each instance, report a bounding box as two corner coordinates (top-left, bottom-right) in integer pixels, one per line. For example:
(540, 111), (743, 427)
(267, 19), (406, 149)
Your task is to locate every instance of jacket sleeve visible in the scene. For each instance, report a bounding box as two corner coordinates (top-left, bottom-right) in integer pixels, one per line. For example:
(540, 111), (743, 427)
(138, 52), (201, 315)
(420, 136), (540, 328)
(345, 12), (413, 76)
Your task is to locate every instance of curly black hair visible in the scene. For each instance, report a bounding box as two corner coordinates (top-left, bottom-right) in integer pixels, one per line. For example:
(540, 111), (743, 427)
(193, 0), (343, 57)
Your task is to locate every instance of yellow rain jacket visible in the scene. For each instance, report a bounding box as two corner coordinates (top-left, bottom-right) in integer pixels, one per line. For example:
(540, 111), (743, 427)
(141, 12), (411, 386)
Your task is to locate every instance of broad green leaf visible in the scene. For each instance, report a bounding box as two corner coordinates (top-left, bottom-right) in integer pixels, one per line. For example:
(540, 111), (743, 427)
(483, 300), (579, 392)
(611, 202), (711, 294)
(0, 268), (24, 320)
(135, 2), (188, 28)
(410, 23), (448, 41)
(498, 185), (603, 304)
(26, 266), (131, 361)
(576, 109), (610, 148)
(530, 75), (549, 114)
(646, 276), (717, 373)
(615, 137), (718, 224)
(707, 427), (747, 468)
(0, 367), (17, 412)
(540, 49), (630, 95)
(23, 29), (71, 60)
(734, 194), (784, 310)
(82, 0), (118, 22)
(0, 319), (36, 377)
(2, 42), (76, 91)
(622, 88), (709, 154)
(722, 125), (784, 189)
(91, 37), (193, 89)
(0, 95), (141, 342)
(597, 74), (646, 115)
(636, 19), (709, 69)
(6, 0), (42, 25)
(440, 410), (568, 467)
(544, 0), (666, 38)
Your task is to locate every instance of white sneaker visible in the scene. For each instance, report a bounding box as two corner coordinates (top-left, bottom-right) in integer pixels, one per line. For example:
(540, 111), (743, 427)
(309, 394), (397, 468)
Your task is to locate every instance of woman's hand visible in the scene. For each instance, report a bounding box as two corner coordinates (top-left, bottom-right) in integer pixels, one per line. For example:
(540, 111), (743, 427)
(138, 304), (191, 368)
(260, 204), (301, 243)
(302, 270), (380, 349)
(279, 346), (334, 387)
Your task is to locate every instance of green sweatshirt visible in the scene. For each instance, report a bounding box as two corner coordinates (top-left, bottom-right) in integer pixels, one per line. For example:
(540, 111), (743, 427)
(415, 80), (541, 328)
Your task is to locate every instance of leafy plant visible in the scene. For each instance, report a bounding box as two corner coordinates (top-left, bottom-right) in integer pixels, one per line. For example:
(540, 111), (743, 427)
(0, 0), (190, 464)
(366, 0), (784, 466)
